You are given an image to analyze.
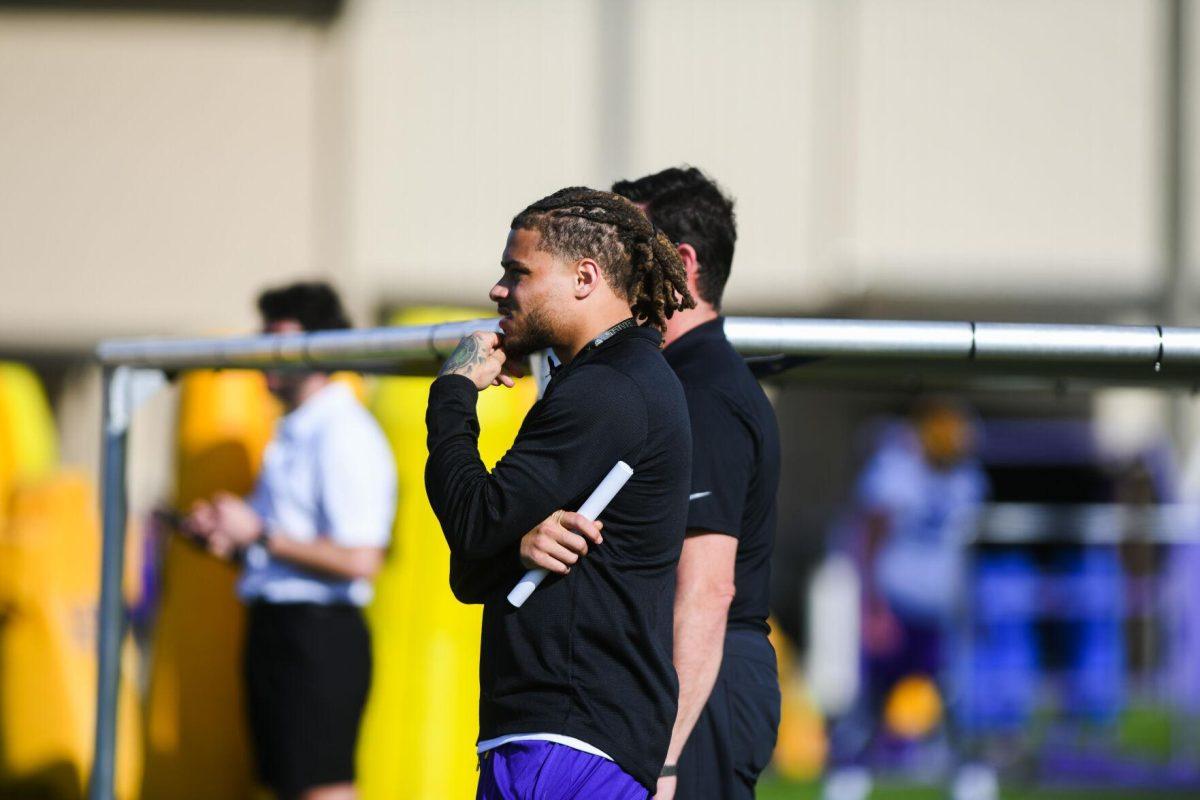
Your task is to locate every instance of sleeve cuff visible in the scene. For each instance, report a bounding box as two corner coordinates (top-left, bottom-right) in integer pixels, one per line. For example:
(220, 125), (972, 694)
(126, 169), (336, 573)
(685, 517), (741, 538)
(430, 373), (478, 400)
(427, 374), (482, 449)
(428, 374), (479, 423)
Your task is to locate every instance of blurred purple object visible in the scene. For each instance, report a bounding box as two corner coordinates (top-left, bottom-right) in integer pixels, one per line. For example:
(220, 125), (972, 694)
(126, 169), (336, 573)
(1162, 543), (1200, 713)
(1039, 746), (1200, 790)
(129, 512), (164, 634)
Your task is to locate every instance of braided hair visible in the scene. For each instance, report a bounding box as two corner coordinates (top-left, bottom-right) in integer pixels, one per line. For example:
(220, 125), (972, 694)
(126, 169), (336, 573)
(511, 187), (695, 336)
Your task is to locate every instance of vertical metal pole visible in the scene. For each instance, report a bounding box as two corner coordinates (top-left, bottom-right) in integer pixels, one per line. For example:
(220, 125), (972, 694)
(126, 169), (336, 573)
(1164, 0), (1189, 325)
(89, 366), (129, 800)
(1164, 0), (1197, 748)
(1165, 0), (1191, 442)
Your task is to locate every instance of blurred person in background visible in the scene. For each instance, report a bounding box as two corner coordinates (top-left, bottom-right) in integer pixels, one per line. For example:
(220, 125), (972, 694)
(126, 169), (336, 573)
(824, 399), (992, 800)
(184, 282), (396, 800)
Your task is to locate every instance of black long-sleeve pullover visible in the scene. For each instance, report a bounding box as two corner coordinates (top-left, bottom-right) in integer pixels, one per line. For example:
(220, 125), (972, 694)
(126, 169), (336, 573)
(425, 322), (691, 792)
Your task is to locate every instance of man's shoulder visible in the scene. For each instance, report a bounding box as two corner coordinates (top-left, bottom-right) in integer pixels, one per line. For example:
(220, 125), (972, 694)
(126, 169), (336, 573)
(556, 364), (666, 428)
(672, 332), (745, 382)
(677, 353), (761, 412)
(677, 343), (778, 441)
(557, 346), (687, 448)
(327, 394), (383, 429)
(582, 340), (683, 397)
(315, 396), (391, 454)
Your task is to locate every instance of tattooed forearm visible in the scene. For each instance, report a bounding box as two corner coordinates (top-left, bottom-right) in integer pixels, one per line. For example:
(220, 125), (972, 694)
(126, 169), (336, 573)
(439, 335), (488, 377)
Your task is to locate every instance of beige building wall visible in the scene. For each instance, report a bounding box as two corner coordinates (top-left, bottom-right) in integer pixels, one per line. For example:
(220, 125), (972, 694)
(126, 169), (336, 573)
(848, 0), (1162, 304)
(334, 0), (609, 310)
(0, 0), (1186, 346)
(339, 0), (1172, 315)
(0, 10), (325, 349)
(625, 0), (831, 312)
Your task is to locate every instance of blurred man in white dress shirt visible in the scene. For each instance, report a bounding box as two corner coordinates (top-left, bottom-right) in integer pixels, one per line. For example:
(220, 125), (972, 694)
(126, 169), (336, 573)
(186, 282), (396, 800)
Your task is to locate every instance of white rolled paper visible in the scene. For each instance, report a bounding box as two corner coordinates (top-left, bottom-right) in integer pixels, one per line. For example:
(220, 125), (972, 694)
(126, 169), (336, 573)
(506, 461), (634, 607)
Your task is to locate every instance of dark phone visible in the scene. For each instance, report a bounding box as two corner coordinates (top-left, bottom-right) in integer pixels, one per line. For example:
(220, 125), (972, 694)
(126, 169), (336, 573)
(152, 508), (218, 555)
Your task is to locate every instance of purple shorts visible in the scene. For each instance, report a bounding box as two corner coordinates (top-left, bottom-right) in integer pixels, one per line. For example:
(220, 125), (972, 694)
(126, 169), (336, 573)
(476, 741), (649, 800)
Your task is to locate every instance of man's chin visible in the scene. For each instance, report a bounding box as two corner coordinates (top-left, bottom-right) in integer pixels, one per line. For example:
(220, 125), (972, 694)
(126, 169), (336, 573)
(501, 332), (547, 361)
(502, 339), (533, 361)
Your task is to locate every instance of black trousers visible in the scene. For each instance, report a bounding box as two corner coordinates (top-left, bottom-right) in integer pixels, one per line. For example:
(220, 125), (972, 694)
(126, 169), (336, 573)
(676, 629), (781, 800)
(244, 602), (372, 798)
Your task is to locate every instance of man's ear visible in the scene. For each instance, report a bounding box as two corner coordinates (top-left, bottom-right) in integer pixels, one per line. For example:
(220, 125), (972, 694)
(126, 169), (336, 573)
(575, 257), (603, 299)
(677, 243), (701, 291)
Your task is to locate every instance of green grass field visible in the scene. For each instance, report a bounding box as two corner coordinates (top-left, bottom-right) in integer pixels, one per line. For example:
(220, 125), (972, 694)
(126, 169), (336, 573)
(755, 776), (1195, 800)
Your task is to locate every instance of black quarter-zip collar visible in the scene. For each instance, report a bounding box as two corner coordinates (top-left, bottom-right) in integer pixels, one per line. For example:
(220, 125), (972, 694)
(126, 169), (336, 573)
(549, 318), (660, 378)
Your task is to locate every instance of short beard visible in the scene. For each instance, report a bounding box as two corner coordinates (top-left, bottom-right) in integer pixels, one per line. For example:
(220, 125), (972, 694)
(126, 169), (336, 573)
(502, 305), (556, 361)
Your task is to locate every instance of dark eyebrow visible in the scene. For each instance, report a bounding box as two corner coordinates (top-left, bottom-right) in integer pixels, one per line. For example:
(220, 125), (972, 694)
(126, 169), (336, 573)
(501, 259), (530, 272)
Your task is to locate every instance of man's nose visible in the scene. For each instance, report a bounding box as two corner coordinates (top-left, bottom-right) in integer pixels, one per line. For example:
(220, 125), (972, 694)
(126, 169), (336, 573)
(489, 283), (507, 303)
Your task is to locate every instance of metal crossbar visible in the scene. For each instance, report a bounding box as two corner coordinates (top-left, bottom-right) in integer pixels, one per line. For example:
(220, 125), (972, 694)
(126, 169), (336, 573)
(96, 317), (1200, 372)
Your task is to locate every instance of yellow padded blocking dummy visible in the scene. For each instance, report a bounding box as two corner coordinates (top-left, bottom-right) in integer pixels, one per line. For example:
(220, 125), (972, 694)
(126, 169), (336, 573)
(0, 361), (58, 524)
(0, 359), (59, 655)
(0, 472), (141, 800)
(141, 369), (278, 800)
(358, 308), (536, 800)
(770, 623), (828, 781)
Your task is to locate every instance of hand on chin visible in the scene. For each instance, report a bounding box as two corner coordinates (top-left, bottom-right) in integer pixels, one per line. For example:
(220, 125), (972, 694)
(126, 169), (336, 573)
(439, 331), (523, 390)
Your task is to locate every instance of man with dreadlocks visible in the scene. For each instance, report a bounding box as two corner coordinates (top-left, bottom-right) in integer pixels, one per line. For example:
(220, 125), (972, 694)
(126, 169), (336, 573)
(424, 187), (694, 799)
(525, 168), (782, 800)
